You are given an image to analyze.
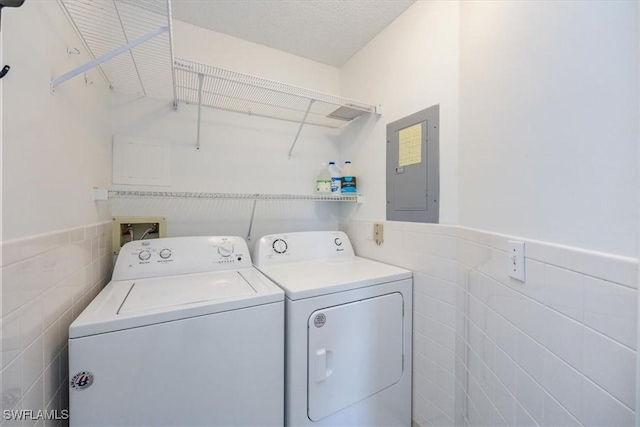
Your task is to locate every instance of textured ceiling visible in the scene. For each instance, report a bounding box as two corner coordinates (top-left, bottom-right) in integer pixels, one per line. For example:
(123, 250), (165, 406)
(171, 0), (416, 67)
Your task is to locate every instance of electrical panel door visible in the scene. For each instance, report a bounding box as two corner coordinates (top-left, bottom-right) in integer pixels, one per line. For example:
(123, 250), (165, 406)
(386, 105), (439, 223)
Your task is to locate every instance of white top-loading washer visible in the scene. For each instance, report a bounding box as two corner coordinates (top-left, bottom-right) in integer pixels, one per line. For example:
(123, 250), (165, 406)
(69, 236), (284, 427)
(254, 231), (412, 427)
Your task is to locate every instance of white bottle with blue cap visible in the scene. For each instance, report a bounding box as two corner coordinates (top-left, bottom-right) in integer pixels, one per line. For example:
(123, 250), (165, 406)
(328, 162), (342, 195)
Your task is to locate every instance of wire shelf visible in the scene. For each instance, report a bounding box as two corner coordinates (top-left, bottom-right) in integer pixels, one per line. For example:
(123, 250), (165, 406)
(108, 190), (360, 202)
(58, 0), (176, 100)
(174, 58), (376, 128)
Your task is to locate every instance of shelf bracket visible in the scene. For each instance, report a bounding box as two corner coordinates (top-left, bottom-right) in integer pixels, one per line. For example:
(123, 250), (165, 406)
(196, 73), (204, 150)
(288, 99), (315, 159)
(246, 198), (259, 242)
(50, 26), (169, 91)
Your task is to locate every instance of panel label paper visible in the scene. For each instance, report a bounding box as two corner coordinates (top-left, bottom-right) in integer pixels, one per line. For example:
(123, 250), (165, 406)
(398, 123), (422, 167)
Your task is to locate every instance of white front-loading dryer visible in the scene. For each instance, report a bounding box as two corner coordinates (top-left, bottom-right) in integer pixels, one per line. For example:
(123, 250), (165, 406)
(254, 231), (412, 427)
(69, 236), (284, 427)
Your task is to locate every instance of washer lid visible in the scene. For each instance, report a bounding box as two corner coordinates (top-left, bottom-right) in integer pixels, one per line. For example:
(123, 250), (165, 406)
(69, 267), (283, 338)
(256, 257), (411, 300)
(119, 271), (255, 314)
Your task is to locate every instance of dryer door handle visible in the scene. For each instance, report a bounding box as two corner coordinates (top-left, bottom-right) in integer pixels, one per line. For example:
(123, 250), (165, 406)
(315, 348), (333, 382)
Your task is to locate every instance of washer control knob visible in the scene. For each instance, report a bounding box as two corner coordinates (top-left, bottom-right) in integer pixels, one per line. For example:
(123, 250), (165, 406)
(334, 237), (342, 246)
(218, 243), (234, 258)
(159, 249), (172, 259)
(272, 239), (288, 254)
(138, 250), (151, 261)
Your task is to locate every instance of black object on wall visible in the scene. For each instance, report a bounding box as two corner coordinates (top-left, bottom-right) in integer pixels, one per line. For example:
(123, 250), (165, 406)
(0, 0), (25, 28)
(0, 0), (25, 79)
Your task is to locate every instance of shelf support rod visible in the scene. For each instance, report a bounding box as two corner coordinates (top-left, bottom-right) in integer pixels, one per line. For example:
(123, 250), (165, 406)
(51, 26), (169, 91)
(112, 0), (146, 97)
(196, 73), (204, 150)
(246, 198), (259, 242)
(288, 99), (315, 159)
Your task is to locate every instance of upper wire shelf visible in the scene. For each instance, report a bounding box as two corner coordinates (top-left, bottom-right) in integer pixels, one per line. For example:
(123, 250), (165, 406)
(55, 0), (176, 100)
(174, 58), (377, 129)
(107, 190), (361, 203)
(53, 2), (380, 155)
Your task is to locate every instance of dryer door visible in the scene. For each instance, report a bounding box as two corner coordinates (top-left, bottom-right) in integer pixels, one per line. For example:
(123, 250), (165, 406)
(307, 292), (404, 421)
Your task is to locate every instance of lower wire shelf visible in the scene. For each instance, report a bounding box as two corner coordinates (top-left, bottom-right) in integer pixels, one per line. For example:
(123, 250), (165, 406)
(107, 190), (362, 203)
(104, 189), (363, 242)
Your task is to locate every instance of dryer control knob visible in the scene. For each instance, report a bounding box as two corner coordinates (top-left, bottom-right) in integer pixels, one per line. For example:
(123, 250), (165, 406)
(159, 249), (172, 259)
(218, 243), (234, 258)
(272, 239), (288, 254)
(334, 237), (342, 246)
(138, 250), (151, 261)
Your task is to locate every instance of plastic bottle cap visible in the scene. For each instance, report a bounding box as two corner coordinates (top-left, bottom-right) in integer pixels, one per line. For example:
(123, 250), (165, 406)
(345, 161), (351, 164)
(329, 162), (335, 165)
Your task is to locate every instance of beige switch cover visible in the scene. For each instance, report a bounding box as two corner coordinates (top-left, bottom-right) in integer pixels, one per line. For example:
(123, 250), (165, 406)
(374, 223), (384, 246)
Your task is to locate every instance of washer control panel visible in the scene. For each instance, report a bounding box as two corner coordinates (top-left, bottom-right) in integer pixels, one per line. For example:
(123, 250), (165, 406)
(113, 236), (251, 281)
(253, 231), (354, 267)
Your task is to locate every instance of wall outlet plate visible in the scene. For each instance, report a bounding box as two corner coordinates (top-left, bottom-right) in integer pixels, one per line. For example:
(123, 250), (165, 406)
(508, 240), (525, 281)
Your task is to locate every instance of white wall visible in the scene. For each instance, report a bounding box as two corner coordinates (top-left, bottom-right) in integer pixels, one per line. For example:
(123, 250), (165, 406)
(173, 20), (340, 92)
(1, 0), (114, 421)
(339, 0), (639, 258)
(1, 14), (4, 242)
(339, 0), (460, 225)
(637, 3), (640, 420)
(338, 1), (639, 426)
(1, 1), (112, 241)
(111, 21), (344, 243)
(458, 0), (639, 257)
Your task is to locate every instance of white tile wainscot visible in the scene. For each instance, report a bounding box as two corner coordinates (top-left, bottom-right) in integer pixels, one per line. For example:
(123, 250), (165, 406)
(340, 221), (638, 427)
(1, 221), (113, 425)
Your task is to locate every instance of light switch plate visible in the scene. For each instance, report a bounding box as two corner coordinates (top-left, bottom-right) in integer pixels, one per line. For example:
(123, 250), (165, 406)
(508, 240), (525, 281)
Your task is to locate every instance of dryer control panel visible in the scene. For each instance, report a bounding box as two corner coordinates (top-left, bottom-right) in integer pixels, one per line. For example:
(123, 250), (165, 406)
(113, 236), (251, 281)
(253, 231), (354, 267)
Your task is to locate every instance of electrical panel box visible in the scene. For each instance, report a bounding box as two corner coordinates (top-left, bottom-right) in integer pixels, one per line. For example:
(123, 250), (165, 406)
(386, 105), (439, 223)
(112, 216), (167, 255)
